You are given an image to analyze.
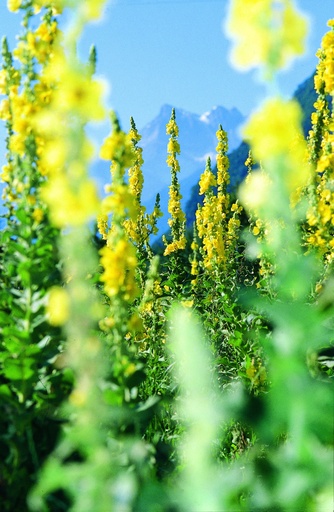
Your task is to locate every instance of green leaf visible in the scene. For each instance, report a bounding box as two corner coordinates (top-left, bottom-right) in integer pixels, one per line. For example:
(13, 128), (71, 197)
(3, 357), (36, 381)
(0, 384), (12, 397)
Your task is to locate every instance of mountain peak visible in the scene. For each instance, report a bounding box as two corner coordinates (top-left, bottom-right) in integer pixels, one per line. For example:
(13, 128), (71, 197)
(159, 104), (174, 117)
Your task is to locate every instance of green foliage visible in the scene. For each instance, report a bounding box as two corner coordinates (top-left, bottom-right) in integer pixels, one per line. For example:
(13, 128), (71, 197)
(0, 3), (333, 511)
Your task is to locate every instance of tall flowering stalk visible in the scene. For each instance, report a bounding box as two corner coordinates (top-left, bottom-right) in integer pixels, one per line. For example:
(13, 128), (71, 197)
(0, 5), (69, 507)
(305, 20), (334, 267)
(216, 125), (242, 265)
(196, 157), (224, 270)
(98, 113), (140, 334)
(123, 117), (162, 286)
(26, 1), (142, 510)
(228, 1), (333, 509)
(195, 127), (242, 275)
(163, 108), (187, 257)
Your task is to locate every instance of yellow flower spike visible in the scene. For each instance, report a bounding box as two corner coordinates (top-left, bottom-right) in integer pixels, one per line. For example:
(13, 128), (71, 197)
(100, 130), (135, 167)
(32, 0), (63, 15)
(1, 164), (12, 183)
(100, 237), (139, 302)
(97, 213), (109, 240)
(9, 133), (26, 156)
(166, 115), (179, 137)
(164, 108), (186, 257)
(181, 300), (194, 308)
(39, 139), (67, 174)
(199, 160), (217, 195)
(46, 286), (70, 326)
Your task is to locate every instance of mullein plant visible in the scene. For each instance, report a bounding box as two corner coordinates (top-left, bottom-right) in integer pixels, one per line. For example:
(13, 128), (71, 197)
(123, 117), (162, 288)
(226, 0), (334, 509)
(163, 109), (187, 284)
(97, 112), (147, 394)
(1, 0), (334, 511)
(193, 129), (261, 394)
(26, 1), (149, 510)
(305, 20), (334, 271)
(243, 153), (275, 295)
(0, 5), (69, 509)
(194, 126), (242, 278)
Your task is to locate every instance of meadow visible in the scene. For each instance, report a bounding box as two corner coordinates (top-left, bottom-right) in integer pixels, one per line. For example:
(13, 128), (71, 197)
(0, 1), (333, 510)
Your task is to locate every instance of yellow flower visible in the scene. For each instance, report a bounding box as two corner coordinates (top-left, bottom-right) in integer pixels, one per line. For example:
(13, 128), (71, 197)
(199, 168), (216, 195)
(239, 170), (271, 211)
(39, 139), (67, 174)
(47, 286), (69, 326)
(1, 164), (12, 183)
(69, 389), (87, 407)
(97, 213), (108, 239)
(32, 207), (44, 223)
(0, 70), (7, 95)
(181, 300), (194, 308)
(80, 0), (106, 21)
(53, 70), (105, 121)
(100, 238), (139, 301)
(166, 116), (179, 136)
(163, 237), (186, 256)
(32, 0), (63, 15)
(7, 0), (22, 12)
(166, 154), (180, 171)
(167, 138), (180, 155)
(226, 0), (307, 73)
(9, 133), (26, 156)
(100, 131), (134, 167)
(0, 99), (11, 121)
(243, 98), (310, 191)
(42, 175), (99, 227)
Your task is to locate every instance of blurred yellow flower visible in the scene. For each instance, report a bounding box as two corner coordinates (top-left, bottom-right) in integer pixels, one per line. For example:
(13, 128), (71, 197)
(47, 286), (69, 326)
(227, 0), (307, 74)
(7, 0), (22, 12)
(42, 175), (99, 227)
(243, 98), (310, 191)
(54, 72), (105, 121)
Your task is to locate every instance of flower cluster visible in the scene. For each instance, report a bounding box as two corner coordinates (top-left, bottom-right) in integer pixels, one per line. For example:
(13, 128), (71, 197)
(100, 238), (138, 302)
(98, 114), (140, 312)
(196, 158), (225, 270)
(0, 6), (64, 224)
(195, 126), (242, 274)
(24, 12), (104, 228)
(314, 20), (334, 96)
(163, 108), (186, 256)
(226, 0), (307, 77)
(123, 118), (162, 256)
(305, 22), (334, 264)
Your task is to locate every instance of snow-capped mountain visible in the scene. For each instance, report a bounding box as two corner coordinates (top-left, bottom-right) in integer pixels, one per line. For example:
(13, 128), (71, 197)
(91, 104), (245, 236)
(140, 104), (245, 203)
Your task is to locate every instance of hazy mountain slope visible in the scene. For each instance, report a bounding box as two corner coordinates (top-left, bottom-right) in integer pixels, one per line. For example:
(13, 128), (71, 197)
(140, 104), (245, 202)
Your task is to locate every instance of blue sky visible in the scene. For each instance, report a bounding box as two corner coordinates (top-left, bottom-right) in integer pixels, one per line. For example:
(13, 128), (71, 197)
(0, 0), (333, 134)
(81, 0), (333, 131)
